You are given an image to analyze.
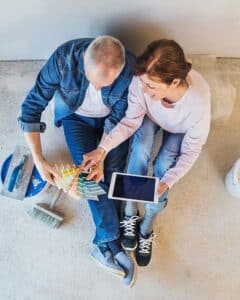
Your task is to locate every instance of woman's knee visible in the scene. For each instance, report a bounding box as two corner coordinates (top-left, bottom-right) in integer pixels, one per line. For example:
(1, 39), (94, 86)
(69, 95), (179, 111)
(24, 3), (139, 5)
(153, 158), (171, 179)
(153, 151), (178, 179)
(130, 144), (151, 162)
(127, 146), (150, 174)
(145, 198), (168, 215)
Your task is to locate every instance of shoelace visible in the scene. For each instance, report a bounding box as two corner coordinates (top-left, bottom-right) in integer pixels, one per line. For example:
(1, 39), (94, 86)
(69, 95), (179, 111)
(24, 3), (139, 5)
(120, 216), (140, 236)
(138, 233), (155, 254)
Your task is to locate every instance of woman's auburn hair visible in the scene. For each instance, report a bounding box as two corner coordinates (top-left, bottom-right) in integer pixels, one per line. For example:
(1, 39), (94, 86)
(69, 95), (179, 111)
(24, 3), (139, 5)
(134, 39), (192, 85)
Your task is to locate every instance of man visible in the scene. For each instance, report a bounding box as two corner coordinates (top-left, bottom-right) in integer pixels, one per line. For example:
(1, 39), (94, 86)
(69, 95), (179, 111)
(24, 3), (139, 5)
(80, 39), (211, 267)
(18, 36), (136, 286)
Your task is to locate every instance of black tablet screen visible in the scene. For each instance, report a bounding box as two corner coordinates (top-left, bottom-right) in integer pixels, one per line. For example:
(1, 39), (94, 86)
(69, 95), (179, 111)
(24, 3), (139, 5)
(112, 174), (156, 202)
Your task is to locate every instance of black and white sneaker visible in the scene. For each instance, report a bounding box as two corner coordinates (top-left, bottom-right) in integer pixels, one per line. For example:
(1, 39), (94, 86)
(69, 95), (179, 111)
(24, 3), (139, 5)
(136, 231), (155, 266)
(120, 215), (142, 251)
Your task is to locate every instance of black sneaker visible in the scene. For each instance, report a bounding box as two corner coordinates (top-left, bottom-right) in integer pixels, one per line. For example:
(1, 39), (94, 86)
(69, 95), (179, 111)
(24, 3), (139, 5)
(120, 215), (142, 251)
(136, 231), (155, 266)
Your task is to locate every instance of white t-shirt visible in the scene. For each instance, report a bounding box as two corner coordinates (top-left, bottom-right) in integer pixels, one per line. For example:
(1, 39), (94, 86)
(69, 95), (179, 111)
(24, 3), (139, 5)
(75, 83), (110, 117)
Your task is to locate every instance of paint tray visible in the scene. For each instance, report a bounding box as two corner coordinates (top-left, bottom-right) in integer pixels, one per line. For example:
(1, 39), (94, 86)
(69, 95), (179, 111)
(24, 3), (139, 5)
(0, 145), (35, 200)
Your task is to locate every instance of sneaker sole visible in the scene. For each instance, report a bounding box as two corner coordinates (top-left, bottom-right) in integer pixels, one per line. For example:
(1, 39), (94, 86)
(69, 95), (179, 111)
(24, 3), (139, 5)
(136, 258), (151, 267)
(136, 248), (152, 267)
(90, 252), (125, 278)
(121, 242), (138, 251)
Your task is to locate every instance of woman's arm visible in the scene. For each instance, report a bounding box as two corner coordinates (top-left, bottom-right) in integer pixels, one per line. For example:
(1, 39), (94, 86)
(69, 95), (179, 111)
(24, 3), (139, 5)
(80, 77), (146, 172)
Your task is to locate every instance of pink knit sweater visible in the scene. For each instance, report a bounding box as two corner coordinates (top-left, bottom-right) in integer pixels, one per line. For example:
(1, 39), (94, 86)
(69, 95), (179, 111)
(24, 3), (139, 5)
(99, 69), (211, 188)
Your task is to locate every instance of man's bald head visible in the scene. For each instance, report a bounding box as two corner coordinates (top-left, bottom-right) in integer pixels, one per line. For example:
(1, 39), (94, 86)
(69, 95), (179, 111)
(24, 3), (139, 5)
(84, 36), (126, 89)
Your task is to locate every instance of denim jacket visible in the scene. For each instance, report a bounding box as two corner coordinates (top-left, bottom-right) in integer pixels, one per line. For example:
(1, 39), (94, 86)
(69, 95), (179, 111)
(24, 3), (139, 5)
(18, 38), (135, 134)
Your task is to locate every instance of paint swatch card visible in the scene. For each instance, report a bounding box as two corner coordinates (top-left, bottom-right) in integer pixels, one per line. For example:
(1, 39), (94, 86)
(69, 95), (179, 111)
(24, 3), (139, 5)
(54, 164), (105, 201)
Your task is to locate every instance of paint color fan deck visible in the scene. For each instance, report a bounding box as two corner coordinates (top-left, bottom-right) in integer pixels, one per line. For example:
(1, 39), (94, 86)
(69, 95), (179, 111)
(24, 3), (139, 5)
(55, 165), (105, 201)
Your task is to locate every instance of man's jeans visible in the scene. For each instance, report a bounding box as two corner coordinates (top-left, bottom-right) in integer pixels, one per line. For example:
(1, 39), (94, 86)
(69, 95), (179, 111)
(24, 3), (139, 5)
(126, 116), (184, 216)
(62, 113), (129, 246)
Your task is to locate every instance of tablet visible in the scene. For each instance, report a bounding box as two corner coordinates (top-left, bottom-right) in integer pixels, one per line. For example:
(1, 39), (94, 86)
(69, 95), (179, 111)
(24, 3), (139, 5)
(108, 172), (159, 203)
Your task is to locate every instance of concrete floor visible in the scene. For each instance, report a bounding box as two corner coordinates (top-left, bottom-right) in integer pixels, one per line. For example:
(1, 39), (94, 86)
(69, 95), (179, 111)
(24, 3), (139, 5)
(0, 58), (240, 300)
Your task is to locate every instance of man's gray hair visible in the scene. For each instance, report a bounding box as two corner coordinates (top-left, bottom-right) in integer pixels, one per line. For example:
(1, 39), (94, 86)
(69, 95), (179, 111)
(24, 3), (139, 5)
(84, 36), (125, 75)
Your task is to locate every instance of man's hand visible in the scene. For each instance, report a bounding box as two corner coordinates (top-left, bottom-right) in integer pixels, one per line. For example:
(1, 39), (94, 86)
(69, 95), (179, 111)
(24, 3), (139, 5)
(34, 156), (60, 186)
(80, 147), (106, 172)
(157, 182), (169, 198)
(86, 162), (104, 183)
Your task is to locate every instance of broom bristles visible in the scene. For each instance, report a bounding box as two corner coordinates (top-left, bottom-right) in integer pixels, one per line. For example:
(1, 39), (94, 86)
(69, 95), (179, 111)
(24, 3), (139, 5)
(27, 203), (64, 228)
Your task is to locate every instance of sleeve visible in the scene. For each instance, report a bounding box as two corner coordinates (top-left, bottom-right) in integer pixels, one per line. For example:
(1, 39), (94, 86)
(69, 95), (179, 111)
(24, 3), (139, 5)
(99, 78), (146, 152)
(103, 87), (128, 134)
(18, 49), (61, 132)
(161, 102), (211, 189)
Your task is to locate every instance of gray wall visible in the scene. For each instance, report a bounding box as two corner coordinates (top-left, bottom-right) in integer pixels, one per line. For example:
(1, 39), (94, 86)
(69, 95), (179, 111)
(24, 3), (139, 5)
(1, 0), (239, 60)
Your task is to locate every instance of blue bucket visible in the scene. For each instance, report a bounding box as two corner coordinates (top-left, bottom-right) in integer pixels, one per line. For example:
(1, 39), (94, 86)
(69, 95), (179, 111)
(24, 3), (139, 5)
(1, 154), (47, 198)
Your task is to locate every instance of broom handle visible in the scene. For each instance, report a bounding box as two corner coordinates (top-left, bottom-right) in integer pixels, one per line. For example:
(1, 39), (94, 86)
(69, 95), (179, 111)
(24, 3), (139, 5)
(50, 189), (63, 209)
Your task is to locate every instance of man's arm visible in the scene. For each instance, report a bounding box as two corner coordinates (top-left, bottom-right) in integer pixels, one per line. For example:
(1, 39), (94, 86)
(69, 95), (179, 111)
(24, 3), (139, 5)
(24, 132), (59, 185)
(19, 50), (61, 127)
(18, 49), (62, 184)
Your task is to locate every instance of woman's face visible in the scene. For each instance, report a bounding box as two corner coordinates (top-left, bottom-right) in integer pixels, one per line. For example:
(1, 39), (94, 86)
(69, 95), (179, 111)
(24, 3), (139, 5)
(140, 74), (179, 108)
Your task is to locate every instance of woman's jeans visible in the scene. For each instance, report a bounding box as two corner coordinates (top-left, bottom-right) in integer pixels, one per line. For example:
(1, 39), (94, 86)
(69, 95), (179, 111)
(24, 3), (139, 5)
(125, 116), (184, 218)
(62, 113), (129, 246)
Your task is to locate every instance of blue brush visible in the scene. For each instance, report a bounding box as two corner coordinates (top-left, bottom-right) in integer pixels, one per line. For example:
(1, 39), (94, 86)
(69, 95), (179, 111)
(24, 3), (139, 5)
(7, 155), (27, 192)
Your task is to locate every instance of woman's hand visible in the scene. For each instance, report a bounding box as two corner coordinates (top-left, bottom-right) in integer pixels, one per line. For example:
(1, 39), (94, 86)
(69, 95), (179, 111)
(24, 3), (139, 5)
(86, 162), (104, 183)
(80, 147), (106, 172)
(157, 182), (169, 198)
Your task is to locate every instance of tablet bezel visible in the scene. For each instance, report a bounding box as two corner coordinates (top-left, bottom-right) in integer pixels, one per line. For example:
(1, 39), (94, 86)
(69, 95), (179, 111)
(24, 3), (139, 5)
(108, 172), (159, 204)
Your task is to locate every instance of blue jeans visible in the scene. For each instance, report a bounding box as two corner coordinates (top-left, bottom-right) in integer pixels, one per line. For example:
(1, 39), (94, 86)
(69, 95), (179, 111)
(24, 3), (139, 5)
(126, 116), (184, 216)
(62, 113), (129, 245)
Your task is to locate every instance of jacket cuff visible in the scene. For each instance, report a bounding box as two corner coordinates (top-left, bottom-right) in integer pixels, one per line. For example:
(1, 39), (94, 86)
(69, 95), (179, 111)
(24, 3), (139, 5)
(17, 117), (46, 133)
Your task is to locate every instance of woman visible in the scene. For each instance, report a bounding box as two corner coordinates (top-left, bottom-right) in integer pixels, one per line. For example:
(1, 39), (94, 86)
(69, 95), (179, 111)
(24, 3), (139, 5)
(80, 39), (211, 267)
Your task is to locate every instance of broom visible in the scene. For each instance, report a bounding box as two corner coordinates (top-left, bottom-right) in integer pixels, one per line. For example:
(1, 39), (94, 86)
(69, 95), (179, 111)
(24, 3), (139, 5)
(27, 188), (64, 228)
